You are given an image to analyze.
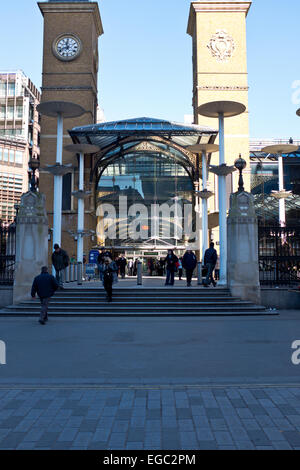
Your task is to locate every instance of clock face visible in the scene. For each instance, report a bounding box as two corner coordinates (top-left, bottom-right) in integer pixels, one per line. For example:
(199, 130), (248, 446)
(53, 34), (82, 61)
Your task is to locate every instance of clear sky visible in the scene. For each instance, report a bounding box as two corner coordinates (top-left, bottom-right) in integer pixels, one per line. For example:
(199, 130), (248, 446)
(1, 0), (300, 139)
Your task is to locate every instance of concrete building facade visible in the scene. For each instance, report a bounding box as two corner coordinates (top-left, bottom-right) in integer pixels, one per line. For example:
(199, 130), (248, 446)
(0, 71), (40, 223)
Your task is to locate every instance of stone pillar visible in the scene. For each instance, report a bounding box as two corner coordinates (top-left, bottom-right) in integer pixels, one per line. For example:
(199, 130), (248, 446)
(13, 192), (49, 304)
(227, 190), (261, 304)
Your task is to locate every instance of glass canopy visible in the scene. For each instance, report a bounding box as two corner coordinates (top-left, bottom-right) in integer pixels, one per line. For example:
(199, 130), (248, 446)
(69, 117), (218, 152)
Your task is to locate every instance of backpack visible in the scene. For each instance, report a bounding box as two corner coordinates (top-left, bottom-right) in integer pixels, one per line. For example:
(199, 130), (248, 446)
(103, 269), (113, 283)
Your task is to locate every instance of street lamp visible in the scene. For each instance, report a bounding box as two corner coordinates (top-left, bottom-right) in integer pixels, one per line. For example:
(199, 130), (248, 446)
(234, 155), (247, 193)
(197, 101), (246, 286)
(28, 157), (40, 192)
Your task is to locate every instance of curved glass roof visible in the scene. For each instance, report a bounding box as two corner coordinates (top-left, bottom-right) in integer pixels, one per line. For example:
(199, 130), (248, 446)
(69, 117), (218, 152)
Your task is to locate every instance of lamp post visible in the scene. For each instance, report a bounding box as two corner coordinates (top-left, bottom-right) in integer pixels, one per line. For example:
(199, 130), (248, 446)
(197, 101), (246, 286)
(234, 155), (247, 193)
(37, 101), (86, 253)
(28, 157), (40, 192)
(187, 143), (218, 259)
(64, 143), (100, 264)
(262, 144), (298, 227)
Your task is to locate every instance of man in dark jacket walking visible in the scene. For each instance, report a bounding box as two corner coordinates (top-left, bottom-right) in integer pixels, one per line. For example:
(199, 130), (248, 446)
(117, 255), (127, 279)
(182, 250), (197, 287)
(164, 250), (178, 286)
(51, 244), (69, 288)
(31, 266), (59, 324)
(204, 242), (218, 287)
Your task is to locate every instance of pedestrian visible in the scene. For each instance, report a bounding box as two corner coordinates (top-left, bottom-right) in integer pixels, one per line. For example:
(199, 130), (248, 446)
(117, 254), (127, 279)
(182, 249), (197, 287)
(99, 257), (118, 302)
(97, 247), (112, 280)
(178, 258), (183, 280)
(128, 259), (134, 276)
(51, 244), (69, 288)
(203, 242), (218, 287)
(148, 258), (154, 276)
(164, 250), (178, 286)
(31, 266), (59, 325)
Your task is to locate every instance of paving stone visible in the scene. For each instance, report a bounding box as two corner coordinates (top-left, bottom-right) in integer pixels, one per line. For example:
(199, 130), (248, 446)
(218, 445), (237, 450)
(235, 441), (255, 450)
(23, 428), (45, 442)
(126, 442), (143, 450)
(179, 431), (198, 448)
(214, 431), (234, 446)
(178, 419), (194, 431)
(16, 442), (36, 450)
(127, 428), (144, 442)
(108, 432), (127, 449)
(0, 416), (23, 428)
(236, 408), (253, 419)
(230, 399), (247, 408)
(272, 441), (293, 450)
(58, 428), (78, 442)
(196, 428), (215, 442)
(255, 446), (274, 450)
(105, 397), (120, 406)
(73, 431), (93, 447)
(176, 408), (192, 419)
(282, 431), (300, 447)
(79, 419), (98, 432)
(112, 420), (129, 433)
(0, 432), (27, 449)
(247, 430), (272, 446)
(210, 419), (228, 431)
(147, 409), (161, 420)
(205, 408), (224, 419)
(198, 441), (218, 450)
(36, 432), (61, 447)
(115, 409), (132, 420)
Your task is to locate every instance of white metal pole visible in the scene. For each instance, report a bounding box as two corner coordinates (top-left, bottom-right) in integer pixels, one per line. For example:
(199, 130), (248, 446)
(278, 154), (286, 227)
(52, 113), (63, 275)
(202, 151), (208, 258)
(77, 152), (84, 263)
(218, 112), (227, 286)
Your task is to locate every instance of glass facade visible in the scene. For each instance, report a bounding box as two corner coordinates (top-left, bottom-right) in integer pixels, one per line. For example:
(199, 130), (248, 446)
(251, 154), (300, 224)
(97, 151), (195, 247)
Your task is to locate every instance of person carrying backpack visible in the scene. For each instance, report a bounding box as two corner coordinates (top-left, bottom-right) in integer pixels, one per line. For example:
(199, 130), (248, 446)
(99, 257), (118, 302)
(203, 242), (218, 287)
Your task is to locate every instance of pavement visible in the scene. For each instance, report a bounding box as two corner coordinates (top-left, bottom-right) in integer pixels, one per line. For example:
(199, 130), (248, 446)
(0, 278), (299, 449)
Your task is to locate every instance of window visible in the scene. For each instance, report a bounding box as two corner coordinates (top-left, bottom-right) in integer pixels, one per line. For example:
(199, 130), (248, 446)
(15, 151), (23, 164)
(3, 149), (8, 162)
(16, 106), (23, 119)
(62, 173), (72, 211)
(0, 83), (6, 97)
(7, 83), (15, 97)
(9, 150), (14, 163)
(0, 106), (5, 119)
(7, 106), (14, 120)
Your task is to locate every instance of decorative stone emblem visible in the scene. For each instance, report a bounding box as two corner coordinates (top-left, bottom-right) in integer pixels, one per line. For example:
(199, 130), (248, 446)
(207, 30), (235, 62)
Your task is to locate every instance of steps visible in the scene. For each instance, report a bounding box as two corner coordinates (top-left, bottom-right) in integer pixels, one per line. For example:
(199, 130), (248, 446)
(0, 286), (272, 317)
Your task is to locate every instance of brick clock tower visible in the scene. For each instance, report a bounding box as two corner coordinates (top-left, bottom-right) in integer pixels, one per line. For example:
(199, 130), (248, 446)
(38, 0), (103, 257)
(187, 0), (252, 242)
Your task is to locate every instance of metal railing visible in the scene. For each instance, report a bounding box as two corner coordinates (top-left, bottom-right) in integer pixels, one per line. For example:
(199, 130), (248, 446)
(0, 222), (16, 285)
(258, 225), (300, 286)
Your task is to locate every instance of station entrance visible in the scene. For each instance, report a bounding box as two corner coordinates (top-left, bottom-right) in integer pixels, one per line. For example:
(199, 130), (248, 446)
(69, 117), (218, 259)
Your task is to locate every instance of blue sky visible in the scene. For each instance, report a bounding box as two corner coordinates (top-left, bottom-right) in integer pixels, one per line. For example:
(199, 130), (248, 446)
(1, 0), (300, 138)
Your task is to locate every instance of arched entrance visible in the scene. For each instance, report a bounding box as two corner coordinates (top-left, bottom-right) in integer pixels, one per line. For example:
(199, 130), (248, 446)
(69, 117), (218, 262)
